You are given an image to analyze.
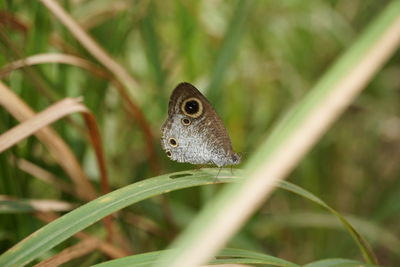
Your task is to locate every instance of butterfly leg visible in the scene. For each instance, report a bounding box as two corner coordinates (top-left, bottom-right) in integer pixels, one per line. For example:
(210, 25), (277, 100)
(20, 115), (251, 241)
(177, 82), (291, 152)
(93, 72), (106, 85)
(213, 167), (223, 183)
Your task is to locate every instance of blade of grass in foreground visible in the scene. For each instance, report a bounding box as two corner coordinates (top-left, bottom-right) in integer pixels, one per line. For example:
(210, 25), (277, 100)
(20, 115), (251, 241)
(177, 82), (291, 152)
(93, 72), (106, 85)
(0, 168), (374, 266)
(303, 258), (376, 267)
(92, 248), (300, 267)
(0, 169), (237, 267)
(92, 250), (374, 267)
(153, 2), (400, 267)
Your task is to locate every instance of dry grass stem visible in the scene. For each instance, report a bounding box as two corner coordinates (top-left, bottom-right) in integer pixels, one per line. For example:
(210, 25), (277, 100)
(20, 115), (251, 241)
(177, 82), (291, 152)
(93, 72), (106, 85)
(17, 159), (75, 195)
(0, 97), (87, 153)
(36, 212), (130, 259)
(39, 0), (140, 99)
(0, 196), (74, 212)
(0, 81), (97, 200)
(34, 237), (100, 267)
(0, 53), (108, 79)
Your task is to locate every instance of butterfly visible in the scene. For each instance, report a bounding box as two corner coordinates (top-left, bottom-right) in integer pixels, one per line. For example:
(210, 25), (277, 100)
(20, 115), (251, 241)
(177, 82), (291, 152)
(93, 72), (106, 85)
(161, 82), (240, 167)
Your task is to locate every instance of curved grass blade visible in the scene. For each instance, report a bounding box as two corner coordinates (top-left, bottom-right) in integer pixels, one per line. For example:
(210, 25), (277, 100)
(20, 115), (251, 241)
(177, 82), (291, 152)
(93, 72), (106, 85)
(91, 248), (299, 267)
(278, 181), (376, 263)
(0, 169), (238, 267)
(253, 212), (400, 257)
(0, 167), (375, 266)
(303, 258), (377, 267)
(217, 248), (299, 267)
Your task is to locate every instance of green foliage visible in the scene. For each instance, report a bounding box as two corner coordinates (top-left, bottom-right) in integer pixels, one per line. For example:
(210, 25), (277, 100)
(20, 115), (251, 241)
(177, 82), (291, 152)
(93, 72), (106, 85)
(0, 169), (376, 266)
(0, 0), (399, 266)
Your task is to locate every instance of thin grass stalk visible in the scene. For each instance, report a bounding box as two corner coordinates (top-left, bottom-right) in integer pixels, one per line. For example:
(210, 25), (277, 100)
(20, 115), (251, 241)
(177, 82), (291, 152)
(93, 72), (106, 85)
(38, 0), (140, 98)
(34, 238), (100, 267)
(0, 92), (115, 241)
(0, 81), (97, 200)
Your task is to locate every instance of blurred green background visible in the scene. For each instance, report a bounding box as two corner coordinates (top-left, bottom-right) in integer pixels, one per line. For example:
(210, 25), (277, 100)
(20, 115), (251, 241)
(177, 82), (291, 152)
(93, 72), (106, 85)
(0, 0), (399, 265)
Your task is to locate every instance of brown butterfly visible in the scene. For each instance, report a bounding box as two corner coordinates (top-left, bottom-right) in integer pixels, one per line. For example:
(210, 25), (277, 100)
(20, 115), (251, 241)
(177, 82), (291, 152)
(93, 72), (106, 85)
(161, 82), (240, 167)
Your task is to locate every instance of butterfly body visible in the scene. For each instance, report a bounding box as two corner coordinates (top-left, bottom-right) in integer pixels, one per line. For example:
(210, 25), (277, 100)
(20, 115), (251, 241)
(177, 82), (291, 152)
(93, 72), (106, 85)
(161, 82), (240, 167)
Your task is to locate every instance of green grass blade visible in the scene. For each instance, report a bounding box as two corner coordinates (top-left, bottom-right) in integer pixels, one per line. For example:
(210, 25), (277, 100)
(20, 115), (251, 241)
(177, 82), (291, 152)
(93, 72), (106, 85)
(303, 258), (377, 267)
(92, 248), (299, 267)
(206, 0), (254, 103)
(217, 248), (300, 267)
(92, 250), (163, 267)
(253, 212), (400, 257)
(0, 168), (377, 266)
(0, 169), (238, 267)
(140, 3), (166, 90)
(278, 182), (376, 262)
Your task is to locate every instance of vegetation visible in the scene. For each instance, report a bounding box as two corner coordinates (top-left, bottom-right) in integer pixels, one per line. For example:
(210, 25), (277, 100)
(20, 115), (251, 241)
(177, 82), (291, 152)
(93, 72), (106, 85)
(0, 0), (399, 266)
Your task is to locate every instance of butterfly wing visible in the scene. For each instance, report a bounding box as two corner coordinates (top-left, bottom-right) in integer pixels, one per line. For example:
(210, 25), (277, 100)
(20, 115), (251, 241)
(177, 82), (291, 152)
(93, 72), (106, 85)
(161, 83), (240, 167)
